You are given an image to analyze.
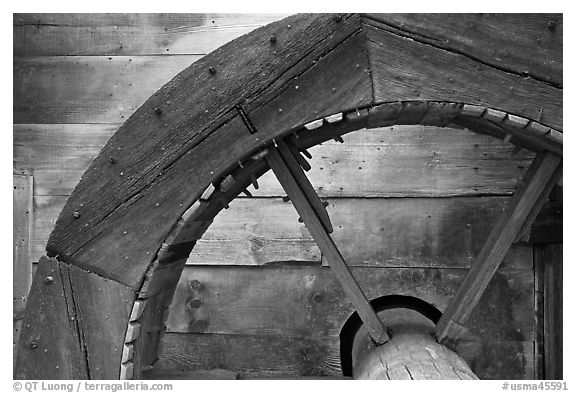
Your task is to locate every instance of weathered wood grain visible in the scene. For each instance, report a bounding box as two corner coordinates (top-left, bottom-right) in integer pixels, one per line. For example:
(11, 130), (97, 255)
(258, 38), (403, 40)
(15, 13), (557, 380)
(187, 198), (319, 266)
(158, 332), (341, 378)
(363, 14), (562, 87)
(256, 125), (534, 197)
(14, 124), (534, 197)
(188, 197), (531, 269)
(14, 124), (117, 173)
(436, 152), (561, 347)
(354, 331), (478, 379)
(456, 340), (535, 380)
(14, 55), (202, 124)
(345, 301), (535, 379)
(535, 250), (545, 379)
(156, 332), (530, 379)
(245, 27), (372, 135)
(132, 285), (179, 379)
(65, 263), (135, 379)
(13, 175), (33, 315)
(453, 115), (562, 157)
(143, 366), (240, 380)
(538, 244), (563, 379)
(363, 18), (562, 130)
(516, 166), (562, 243)
(31, 196), (534, 269)
(32, 196), (64, 262)
(16, 257), (88, 379)
(16, 257), (135, 379)
(276, 138), (333, 233)
(13, 175), (33, 371)
(266, 145), (389, 343)
(453, 116), (546, 154)
(46, 14), (369, 289)
(326, 197), (533, 270)
(165, 265), (534, 342)
(14, 14), (288, 56)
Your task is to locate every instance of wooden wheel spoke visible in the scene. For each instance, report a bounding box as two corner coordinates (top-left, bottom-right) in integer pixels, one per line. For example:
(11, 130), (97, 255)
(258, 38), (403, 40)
(435, 151), (562, 347)
(276, 138), (332, 233)
(266, 141), (390, 344)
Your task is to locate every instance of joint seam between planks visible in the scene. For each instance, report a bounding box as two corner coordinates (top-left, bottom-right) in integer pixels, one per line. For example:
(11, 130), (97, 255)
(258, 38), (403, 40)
(360, 15), (562, 90)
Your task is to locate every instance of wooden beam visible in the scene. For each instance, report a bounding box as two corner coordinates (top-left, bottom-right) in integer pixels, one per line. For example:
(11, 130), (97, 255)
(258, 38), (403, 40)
(276, 138), (332, 233)
(541, 244), (563, 379)
(284, 136), (312, 172)
(435, 152), (561, 347)
(515, 168), (562, 243)
(13, 174), (33, 375)
(265, 145), (389, 344)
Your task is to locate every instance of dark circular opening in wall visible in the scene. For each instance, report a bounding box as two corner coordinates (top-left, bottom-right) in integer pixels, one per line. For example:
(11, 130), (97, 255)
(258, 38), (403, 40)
(339, 295), (442, 377)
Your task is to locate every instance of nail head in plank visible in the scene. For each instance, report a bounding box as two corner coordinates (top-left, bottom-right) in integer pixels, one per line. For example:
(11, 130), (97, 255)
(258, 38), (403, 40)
(265, 147), (388, 344)
(483, 108), (507, 123)
(461, 104), (486, 118)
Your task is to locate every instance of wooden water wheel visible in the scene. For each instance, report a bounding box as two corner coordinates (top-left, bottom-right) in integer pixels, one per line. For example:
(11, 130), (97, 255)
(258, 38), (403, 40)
(15, 13), (562, 379)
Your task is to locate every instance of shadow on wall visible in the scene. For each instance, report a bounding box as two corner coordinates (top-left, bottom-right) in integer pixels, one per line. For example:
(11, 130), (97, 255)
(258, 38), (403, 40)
(339, 295), (442, 377)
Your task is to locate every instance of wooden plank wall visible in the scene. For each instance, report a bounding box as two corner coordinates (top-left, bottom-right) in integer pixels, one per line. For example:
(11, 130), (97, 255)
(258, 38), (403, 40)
(13, 174), (33, 371)
(12, 12), (286, 369)
(13, 13), (557, 380)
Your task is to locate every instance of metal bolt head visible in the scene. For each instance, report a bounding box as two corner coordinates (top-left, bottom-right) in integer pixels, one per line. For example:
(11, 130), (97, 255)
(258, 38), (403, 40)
(154, 107), (162, 115)
(208, 66), (216, 74)
(190, 279), (202, 290)
(188, 299), (202, 309)
(30, 341), (38, 349)
(312, 291), (324, 303)
(72, 211), (81, 219)
(44, 276), (53, 284)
